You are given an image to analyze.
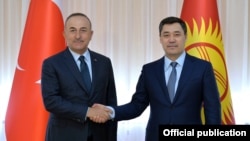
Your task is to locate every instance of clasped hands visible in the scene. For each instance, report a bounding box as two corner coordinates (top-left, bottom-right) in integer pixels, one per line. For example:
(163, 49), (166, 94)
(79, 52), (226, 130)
(87, 104), (112, 123)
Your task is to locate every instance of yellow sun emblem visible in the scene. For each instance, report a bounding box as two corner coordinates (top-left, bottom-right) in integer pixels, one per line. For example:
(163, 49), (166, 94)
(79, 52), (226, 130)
(185, 17), (235, 124)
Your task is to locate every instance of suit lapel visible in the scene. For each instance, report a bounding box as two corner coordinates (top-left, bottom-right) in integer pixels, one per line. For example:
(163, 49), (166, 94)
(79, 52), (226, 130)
(88, 51), (98, 97)
(63, 48), (89, 92)
(155, 58), (172, 102)
(174, 54), (194, 101)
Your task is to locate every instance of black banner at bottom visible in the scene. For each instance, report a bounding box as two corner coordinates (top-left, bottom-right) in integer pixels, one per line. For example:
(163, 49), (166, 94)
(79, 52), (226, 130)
(159, 125), (249, 140)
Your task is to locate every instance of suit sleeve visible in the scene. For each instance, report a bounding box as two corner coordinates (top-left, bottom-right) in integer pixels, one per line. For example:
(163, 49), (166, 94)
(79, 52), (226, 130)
(114, 66), (149, 121)
(203, 62), (221, 124)
(41, 58), (88, 121)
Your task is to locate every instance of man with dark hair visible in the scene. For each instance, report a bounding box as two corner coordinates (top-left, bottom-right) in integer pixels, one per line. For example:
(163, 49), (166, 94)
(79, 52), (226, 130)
(93, 16), (221, 141)
(41, 12), (117, 141)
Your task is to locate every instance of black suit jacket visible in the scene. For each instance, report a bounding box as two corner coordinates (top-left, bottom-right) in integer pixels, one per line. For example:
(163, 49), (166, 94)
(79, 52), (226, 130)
(114, 53), (221, 141)
(41, 48), (117, 141)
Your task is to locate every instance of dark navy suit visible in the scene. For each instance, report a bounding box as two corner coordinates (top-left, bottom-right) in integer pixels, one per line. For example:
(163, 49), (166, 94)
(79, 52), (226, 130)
(41, 48), (117, 141)
(114, 53), (221, 141)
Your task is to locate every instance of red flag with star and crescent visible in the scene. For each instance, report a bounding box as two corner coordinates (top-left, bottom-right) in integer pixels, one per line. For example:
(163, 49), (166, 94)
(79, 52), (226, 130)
(5, 0), (65, 140)
(180, 0), (235, 124)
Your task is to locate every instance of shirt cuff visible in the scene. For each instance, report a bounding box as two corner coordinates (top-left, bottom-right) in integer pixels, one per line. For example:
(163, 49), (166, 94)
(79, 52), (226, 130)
(106, 106), (115, 119)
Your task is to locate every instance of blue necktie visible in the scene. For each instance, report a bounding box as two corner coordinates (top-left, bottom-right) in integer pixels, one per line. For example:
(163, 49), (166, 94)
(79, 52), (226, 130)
(168, 62), (177, 102)
(79, 56), (91, 92)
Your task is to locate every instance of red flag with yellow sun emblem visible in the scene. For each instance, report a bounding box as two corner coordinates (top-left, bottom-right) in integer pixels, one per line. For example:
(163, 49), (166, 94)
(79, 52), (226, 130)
(180, 0), (235, 124)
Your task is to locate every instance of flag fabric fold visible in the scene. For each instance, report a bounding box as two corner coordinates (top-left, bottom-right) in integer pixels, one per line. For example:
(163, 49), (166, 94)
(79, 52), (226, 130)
(180, 0), (235, 124)
(5, 0), (65, 140)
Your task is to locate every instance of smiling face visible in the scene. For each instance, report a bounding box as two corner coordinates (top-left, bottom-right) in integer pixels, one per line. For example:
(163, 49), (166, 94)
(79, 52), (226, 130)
(64, 15), (93, 54)
(160, 23), (187, 61)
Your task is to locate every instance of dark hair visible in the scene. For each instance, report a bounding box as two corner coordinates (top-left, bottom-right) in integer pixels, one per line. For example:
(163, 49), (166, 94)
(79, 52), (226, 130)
(159, 16), (187, 36)
(65, 12), (92, 29)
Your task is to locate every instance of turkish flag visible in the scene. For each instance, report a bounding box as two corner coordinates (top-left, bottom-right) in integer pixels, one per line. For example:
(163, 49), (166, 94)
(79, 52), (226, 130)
(5, 0), (65, 140)
(181, 0), (235, 124)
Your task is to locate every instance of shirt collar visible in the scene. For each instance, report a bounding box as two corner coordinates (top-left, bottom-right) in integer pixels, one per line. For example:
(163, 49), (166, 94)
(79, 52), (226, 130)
(164, 51), (186, 70)
(69, 48), (91, 62)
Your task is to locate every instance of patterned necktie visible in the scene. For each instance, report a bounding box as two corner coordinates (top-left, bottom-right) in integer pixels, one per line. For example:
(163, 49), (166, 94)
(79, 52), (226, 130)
(168, 62), (177, 102)
(79, 56), (91, 92)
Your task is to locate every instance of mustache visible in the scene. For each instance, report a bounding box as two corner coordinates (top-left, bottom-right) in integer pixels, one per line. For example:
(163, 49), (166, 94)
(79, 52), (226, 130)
(74, 39), (83, 42)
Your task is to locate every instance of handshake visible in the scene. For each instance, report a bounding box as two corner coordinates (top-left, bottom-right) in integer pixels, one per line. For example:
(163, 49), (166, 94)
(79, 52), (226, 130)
(87, 104), (113, 123)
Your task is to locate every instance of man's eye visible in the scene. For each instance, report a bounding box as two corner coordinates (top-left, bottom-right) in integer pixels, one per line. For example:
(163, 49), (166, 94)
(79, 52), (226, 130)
(163, 34), (169, 37)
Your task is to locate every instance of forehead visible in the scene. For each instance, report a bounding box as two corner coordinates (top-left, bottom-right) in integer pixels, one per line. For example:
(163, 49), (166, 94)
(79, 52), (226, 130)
(162, 23), (183, 33)
(65, 16), (90, 28)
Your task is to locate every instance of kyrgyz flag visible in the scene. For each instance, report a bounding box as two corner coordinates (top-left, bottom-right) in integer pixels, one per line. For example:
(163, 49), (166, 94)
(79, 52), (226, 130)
(181, 0), (235, 124)
(5, 0), (65, 140)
